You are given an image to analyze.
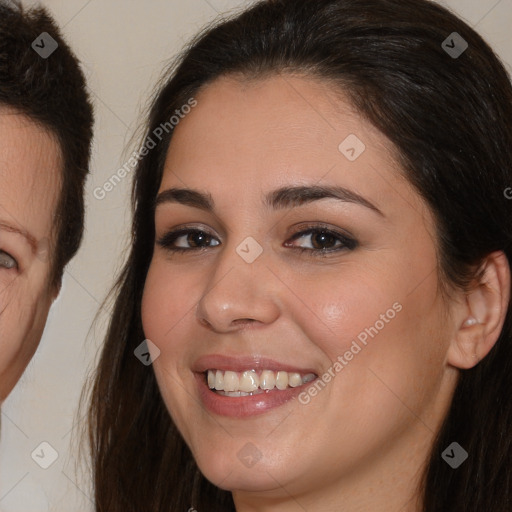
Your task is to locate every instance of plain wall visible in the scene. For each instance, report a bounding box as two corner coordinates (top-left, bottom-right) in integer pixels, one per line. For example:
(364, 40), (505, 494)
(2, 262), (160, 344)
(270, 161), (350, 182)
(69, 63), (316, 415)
(0, 1), (510, 510)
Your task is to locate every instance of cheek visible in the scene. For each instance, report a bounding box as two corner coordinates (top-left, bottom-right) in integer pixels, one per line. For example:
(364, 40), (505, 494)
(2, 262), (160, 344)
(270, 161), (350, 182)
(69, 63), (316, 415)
(141, 259), (198, 356)
(285, 264), (402, 362)
(0, 275), (37, 341)
(0, 275), (52, 399)
(289, 260), (446, 415)
(141, 259), (206, 438)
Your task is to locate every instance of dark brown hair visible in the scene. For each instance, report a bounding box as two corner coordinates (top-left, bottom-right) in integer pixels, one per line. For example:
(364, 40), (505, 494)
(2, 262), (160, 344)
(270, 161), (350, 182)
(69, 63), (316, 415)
(87, 0), (512, 510)
(0, 0), (93, 286)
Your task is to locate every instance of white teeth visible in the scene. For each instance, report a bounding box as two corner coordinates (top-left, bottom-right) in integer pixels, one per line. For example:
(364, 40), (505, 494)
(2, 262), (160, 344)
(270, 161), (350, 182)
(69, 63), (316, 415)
(206, 369), (316, 393)
(214, 370), (224, 391)
(275, 371), (288, 390)
(239, 370), (259, 392)
(288, 372), (302, 388)
(208, 370), (216, 389)
(217, 390), (261, 397)
(223, 371), (238, 392)
(260, 370), (276, 390)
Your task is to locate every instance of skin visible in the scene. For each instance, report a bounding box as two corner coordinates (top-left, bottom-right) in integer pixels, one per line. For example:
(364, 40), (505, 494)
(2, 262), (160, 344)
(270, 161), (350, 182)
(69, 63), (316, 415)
(0, 110), (61, 403)
(141, 75), (510, 511)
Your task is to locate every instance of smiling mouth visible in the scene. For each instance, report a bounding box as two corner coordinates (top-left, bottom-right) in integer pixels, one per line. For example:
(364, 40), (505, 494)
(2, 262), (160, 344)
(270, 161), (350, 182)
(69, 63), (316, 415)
(206, 369), (317, 397)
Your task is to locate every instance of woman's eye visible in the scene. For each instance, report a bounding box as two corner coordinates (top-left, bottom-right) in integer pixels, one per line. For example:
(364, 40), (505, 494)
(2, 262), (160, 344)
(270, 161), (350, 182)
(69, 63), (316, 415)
(0, 250), (18, 269)
(285, 228), (358, 255)
(157, 229), (220, 252)
(156, 226), (357, 256)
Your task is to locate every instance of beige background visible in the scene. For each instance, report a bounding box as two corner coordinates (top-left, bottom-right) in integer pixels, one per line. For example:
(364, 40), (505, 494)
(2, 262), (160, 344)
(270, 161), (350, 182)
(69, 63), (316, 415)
(0, 0), (510, 510)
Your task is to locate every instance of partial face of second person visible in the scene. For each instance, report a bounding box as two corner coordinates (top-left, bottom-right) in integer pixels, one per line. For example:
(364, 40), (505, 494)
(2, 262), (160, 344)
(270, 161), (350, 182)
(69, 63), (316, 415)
(0, 110), (61, 402)
(141, 75), (478, 508)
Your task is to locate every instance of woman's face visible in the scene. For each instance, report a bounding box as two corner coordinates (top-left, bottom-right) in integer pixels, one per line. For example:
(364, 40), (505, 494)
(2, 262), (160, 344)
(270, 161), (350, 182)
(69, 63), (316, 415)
(0, 111), (61, 401)
(141, 75), (460, 504)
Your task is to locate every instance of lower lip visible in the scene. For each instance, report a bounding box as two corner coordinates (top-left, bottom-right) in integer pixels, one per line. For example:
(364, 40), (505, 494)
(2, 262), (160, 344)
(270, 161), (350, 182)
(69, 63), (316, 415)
(195, 372), (316, 418)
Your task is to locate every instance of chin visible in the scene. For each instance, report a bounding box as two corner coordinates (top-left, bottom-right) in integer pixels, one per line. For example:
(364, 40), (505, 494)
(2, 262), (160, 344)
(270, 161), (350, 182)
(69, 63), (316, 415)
(194, 448), (293, 492)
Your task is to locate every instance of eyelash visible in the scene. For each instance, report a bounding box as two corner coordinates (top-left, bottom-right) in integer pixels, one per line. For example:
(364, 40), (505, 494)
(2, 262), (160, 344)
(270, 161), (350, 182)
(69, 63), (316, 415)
(156, 224), (358, 257)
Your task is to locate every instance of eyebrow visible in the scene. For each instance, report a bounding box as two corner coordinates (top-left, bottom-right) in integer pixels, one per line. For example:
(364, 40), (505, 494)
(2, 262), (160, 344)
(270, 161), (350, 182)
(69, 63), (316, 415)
(155, 185), (384, 216)
(0, 221), (38, 252)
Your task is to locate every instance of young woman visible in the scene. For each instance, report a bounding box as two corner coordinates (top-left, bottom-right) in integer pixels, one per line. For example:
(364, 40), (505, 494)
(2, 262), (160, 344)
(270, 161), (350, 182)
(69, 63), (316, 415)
(87, 0), (512, 510)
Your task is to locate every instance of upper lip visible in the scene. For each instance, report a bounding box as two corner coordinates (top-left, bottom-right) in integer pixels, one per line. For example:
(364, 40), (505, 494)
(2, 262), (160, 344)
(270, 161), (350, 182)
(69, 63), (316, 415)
(193, 354), (318, 375)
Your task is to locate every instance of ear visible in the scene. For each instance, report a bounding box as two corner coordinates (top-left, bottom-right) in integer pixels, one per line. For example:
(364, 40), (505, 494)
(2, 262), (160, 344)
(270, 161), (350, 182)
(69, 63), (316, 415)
(447, 251), (510, 369)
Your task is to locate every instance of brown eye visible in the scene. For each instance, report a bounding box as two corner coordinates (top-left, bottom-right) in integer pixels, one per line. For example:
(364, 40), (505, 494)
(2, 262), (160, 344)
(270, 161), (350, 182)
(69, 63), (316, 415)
(157, 228), (220, 253)
(286, 227), (358, 255)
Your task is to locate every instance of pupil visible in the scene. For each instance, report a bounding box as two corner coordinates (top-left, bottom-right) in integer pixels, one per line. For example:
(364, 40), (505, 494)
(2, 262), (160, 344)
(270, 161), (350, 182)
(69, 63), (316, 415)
(190, 232), (208, 247)
(313, 231), (335, 249)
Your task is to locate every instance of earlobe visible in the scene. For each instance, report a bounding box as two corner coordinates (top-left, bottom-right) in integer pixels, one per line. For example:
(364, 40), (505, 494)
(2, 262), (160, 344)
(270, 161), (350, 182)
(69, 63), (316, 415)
(461, 316), (478, 327)
(447, 251), (511, 370)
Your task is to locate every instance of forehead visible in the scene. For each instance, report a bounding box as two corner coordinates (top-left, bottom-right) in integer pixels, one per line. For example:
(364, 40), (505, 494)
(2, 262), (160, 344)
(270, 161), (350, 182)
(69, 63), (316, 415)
(0, 110), (62, 243)
(161, 74), (418, 217)
(166, 75), (378, 178)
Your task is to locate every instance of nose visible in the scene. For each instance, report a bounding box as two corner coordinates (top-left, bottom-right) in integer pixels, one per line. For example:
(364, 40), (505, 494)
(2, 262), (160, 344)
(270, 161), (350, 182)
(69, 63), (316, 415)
(196, 238), (281, 332)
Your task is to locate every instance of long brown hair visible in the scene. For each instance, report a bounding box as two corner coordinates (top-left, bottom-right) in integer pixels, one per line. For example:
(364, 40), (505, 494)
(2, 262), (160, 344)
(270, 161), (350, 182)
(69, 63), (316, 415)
(86, 1), (512, 510)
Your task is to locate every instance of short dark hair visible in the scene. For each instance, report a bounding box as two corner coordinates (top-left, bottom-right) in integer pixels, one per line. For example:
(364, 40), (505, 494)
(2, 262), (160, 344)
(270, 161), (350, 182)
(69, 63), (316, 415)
(0, 0), (93, 286)
(87, 0), (512, 510)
